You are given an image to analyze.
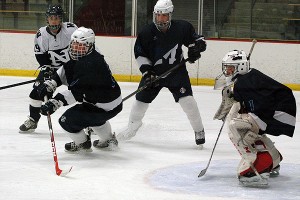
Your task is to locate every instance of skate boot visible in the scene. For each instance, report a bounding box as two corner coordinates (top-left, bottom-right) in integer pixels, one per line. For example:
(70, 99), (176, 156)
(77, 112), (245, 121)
(195, 129), (205, 145)
(65, 135), (92, 153)
(117, 121), (142, 141)
(19, 117), (38, 133)
(270, 165), (280, 177)
(93, 133), (118, 151)
(85, 127), (94, 136)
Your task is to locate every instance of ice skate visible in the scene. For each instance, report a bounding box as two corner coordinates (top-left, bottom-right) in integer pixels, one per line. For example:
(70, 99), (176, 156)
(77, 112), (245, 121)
(195, 129), (205, 145)
(239, 172), (270, 187)
(270, 165), (280, 177)
(93, 134), (118, 151)
(19, 117), (38, 133)
(65, 135), (92, 153)
(85, 127), (95, 136)
(117, 121), (142, 141)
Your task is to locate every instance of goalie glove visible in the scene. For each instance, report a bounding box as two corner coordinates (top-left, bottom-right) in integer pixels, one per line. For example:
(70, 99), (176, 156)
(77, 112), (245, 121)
(213, 85), (235, 121)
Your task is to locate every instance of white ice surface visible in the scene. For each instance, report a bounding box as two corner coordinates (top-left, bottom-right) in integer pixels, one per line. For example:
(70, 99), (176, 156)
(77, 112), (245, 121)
(0, 76), (299, 200)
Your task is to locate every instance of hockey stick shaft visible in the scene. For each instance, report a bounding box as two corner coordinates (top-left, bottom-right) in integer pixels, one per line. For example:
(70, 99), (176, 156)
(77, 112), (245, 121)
(122, 58), (189, 102)
(44, 97), (72, 176)
(198, 118), (226, 177)
(0, 78), (42, 90)
(247, 39), (257, 60)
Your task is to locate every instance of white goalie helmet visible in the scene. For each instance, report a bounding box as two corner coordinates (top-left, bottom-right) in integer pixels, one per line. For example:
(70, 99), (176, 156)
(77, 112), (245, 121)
(214, 50), (250, 89)
(153, 0), (174, 31)
(222, 50), (250, 77)
(69, 27), (95, 60)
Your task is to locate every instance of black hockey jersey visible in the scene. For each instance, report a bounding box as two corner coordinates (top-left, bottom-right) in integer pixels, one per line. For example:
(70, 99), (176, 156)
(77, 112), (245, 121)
(53, 49), (122, 111)
(134, 20), (201, 76)
(233, 69), (296, 137)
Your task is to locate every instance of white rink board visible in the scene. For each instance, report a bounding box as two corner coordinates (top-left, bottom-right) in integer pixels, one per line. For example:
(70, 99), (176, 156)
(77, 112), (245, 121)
(0, 32), (299, 84)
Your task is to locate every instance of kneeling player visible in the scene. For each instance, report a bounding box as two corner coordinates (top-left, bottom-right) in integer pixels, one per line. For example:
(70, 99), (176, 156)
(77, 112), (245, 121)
(214, 50), (296, 186)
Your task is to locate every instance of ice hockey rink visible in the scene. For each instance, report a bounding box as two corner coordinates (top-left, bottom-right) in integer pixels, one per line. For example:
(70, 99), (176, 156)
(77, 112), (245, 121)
(0, 76), (299, 200)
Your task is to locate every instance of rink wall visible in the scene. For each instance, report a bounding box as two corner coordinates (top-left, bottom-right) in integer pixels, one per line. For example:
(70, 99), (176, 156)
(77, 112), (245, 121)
(0, 31), (299, 90)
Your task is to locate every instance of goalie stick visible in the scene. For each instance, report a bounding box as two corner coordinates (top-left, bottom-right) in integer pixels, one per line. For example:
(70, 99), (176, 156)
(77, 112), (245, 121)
(199, 39), (258, 178)
(44, 97), (72, 176)
(198, 117), (226, 177)
(247, 39), (257, 60)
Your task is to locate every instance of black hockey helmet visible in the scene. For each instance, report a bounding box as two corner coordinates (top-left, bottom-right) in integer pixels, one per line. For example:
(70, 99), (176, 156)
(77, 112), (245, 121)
(46, 4), (64, 30)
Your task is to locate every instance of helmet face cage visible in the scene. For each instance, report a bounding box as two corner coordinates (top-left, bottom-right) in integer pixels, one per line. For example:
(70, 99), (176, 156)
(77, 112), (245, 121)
(222, 63), (239, 77)
(46, 5), (63, 30)
(69, 41), (92, 60)
(222, 50), (250, 77)
(153, 0), (174, 31)
(69, 27), (95, 60)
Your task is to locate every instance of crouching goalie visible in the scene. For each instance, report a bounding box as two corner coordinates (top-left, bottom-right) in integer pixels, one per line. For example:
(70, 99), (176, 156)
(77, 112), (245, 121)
(214, 50), (296, 187)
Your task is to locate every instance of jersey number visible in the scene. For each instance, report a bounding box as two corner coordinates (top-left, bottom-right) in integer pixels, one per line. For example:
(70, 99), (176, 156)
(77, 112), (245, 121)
(154, 44), (178, 66)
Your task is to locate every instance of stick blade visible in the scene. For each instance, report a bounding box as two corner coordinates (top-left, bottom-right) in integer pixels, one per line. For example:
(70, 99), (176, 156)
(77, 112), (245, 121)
(56, 166), (73, 177)
(198, 168), (207, 178)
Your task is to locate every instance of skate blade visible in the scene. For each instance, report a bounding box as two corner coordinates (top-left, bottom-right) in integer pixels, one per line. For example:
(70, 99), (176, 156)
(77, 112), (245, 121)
(239, 179), (269, 188)
(94, 144), (119, 151)
(19, 129), (36, 134)
(64, 148), (93, 154)
(197, 144), (204, 150)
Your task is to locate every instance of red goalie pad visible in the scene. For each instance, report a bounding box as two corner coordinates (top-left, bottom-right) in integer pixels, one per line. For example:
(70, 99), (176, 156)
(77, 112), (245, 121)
(240, 151), (273, 177)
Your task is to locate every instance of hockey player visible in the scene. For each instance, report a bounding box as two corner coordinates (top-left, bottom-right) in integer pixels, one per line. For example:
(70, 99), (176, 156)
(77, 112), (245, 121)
(117, 0), (207, 147)
(37, 27), (122, 152)
(19, 4), (77, 132)
(214, 50), (296, 186)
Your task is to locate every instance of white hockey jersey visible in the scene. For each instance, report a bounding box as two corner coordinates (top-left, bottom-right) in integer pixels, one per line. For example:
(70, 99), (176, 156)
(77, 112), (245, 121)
(34, 22), (78, 69)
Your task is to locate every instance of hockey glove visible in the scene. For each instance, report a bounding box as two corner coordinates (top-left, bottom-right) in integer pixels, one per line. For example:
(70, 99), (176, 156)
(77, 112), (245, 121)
(143, 70), (159, 89)
(188, 37), (206, 63)
(36, 79), (57, 99)
(40, 98), (62, 116)
(40, 65), (54, 79)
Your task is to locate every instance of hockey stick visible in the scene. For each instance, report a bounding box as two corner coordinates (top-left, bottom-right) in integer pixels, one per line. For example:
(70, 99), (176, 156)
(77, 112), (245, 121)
(44, 97), (72, 176)
(122, 58), (189, 102)
(198, 117), (226, 177)
(247, 39), (257, 60)
(0, 78), (42, 90)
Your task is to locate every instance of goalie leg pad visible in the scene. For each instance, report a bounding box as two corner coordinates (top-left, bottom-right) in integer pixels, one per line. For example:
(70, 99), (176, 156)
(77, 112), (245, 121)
(260, 135), (282, 170)
(239, 151), (273, 177)
(228, 115), (272, 177)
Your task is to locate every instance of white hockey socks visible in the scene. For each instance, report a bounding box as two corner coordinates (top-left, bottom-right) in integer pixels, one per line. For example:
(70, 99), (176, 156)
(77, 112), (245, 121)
(66, 130), (89, 145)
(91, 121), (113, 141)
(179, 96), (204, 132)
(117, 100), (149, 141)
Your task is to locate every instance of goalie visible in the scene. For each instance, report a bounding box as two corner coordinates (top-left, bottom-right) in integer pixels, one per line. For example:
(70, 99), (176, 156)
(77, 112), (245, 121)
(214, 50), (296, 186)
